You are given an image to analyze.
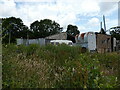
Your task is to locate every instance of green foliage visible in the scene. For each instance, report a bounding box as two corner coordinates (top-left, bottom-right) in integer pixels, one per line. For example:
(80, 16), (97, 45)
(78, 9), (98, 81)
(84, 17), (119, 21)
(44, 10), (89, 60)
(2, 44), (120, 88)
(110, 26), (120, 40)
(66, 24), (80, 36)
(2, 17), (29, 44)
(30, 19), (63, 38)
(2, 17), (63, 44)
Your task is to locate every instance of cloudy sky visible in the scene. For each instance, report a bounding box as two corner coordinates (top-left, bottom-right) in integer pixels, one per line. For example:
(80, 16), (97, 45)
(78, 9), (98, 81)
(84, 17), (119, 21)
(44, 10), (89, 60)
(0, 0), (119, 33)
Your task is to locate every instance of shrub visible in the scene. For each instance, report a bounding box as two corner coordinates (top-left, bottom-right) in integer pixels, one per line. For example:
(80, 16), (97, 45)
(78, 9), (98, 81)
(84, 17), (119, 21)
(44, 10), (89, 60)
(2, 44), (120, 88)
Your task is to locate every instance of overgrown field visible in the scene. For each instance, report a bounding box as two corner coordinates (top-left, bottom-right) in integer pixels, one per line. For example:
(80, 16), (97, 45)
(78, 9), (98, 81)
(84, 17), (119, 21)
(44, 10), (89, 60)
(2, 44), (120, 88)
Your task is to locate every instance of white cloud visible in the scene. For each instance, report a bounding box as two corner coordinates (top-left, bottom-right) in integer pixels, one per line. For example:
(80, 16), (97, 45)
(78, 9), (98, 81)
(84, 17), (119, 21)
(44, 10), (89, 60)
(105, 18), (118, 29)
(99, 2), (118, 16)
(81, 1), (100, 13)
(14, 0), (120, 3)
(0, 0), (118, 32)
(78, 26), (86, 33)
(58, 13), (78, 29)
(88, 18), (100, 26)
(0, 0), (18, 17)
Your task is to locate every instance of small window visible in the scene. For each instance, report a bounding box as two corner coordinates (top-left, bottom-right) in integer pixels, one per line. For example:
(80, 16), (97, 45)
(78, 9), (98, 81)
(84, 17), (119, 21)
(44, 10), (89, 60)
(68, 42), (72, 45)
(56, 42), (59, 45)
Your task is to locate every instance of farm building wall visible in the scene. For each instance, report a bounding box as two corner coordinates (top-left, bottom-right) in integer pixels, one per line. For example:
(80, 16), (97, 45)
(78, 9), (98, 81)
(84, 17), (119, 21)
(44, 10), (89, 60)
(16, 38), (45, 46)
(45, 32), (76, 43)
(87, 33), (96, 51)
(116, 40), (120, 51)
(96, 34), (112, 53)
(45, 32), (67, 40)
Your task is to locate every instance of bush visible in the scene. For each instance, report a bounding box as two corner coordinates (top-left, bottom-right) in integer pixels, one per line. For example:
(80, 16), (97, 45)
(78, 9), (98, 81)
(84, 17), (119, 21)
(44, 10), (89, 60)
(2, 44), (120, 88)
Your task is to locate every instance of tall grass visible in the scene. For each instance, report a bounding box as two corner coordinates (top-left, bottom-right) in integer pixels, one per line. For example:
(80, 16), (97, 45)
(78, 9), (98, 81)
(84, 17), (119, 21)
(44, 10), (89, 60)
(2, 44), (120, 88)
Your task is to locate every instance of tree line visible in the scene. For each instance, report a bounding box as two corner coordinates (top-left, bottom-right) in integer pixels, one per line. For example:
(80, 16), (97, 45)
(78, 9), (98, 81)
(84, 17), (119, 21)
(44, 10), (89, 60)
(1, 17), (80, 44)
(1, 17), (120, 44)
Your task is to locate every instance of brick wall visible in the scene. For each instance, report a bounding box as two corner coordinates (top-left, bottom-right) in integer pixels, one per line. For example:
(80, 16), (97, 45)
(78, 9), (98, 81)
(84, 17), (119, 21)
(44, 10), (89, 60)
(96, 34), (111, 53)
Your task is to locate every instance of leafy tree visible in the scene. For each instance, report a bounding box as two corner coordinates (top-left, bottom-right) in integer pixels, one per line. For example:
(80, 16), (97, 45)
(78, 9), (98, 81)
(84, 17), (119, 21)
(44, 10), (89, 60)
(66, 24), (80, 36)
(2, 17), (29, 43)
(110, 26), (120, 40)
(30, 21), (40, 38)
(30, 19), (63, 38)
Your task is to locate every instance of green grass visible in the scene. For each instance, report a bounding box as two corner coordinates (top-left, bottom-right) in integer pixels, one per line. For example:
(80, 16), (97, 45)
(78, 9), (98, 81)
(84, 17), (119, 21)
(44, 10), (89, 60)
(2, 44), (120, 88)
